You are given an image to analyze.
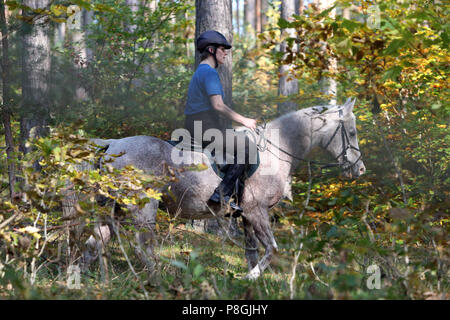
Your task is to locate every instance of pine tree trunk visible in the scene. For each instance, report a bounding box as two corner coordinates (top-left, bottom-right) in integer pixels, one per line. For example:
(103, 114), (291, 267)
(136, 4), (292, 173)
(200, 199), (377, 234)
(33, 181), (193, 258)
(195, 0), (233, 116)
(244, 0), (256, 34)
(69, 5), (90, 101)
(194, 0), (240, 236)
(255, 0), (261, 33)
(261, 0), (268, 31)
(235, 0), (240, 36)
(296, 0), (304, 15)
(20, 0), (51, 154)
(0, 0), (15, 199)
(278, 0), (298, 115)
(316, 0), (337, 105)
(83, 9), (94, 62)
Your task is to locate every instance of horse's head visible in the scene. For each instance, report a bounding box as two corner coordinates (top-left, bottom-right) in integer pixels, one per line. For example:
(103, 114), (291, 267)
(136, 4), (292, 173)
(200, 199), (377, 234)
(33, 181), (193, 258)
(318, 98), (366, 179)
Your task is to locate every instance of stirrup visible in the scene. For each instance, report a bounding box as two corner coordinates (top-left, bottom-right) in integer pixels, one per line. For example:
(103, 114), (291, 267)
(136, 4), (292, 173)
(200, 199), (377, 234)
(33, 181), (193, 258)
(208, 192), (243, 214)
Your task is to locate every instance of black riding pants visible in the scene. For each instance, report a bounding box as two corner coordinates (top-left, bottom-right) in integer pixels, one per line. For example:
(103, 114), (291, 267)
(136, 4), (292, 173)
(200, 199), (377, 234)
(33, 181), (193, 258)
(184, 110), (256, 198)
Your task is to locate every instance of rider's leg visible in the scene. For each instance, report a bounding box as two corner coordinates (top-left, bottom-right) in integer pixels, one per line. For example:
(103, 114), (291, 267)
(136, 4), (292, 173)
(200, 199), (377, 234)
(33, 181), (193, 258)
(209, 133), (254, 212)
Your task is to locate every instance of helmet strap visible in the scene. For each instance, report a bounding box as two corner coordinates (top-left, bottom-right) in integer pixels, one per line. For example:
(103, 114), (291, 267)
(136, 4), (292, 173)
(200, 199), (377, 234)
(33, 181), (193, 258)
(208, 46), (219, 69)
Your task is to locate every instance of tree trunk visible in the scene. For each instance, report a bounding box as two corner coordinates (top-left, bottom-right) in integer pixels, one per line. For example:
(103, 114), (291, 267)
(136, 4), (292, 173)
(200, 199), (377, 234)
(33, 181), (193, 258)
(296, 0), (304, 15)
(20, 0), (51, 154)
(244, 0), (256, 35)
(342, 6), (350, 19)
(126, 0), (143, 88)
(195, 0), (236, 235)
(0, 0), (15, 199)
(255, 0), (261, 33)
(235, 0), (240, 36)
(126, 0), (139, 33)
(54, 21), (65, 48)
(195, 0), (233, 118)
(278, 0), (298, 115)
(261, 0), (268, 31)
(316, 0), (337, 105)
(83, 8), (94, 62)
(69, 5), (90, 101)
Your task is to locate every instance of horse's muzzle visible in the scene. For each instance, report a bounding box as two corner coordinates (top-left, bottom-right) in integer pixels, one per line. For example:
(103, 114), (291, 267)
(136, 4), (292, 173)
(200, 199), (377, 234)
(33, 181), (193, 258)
(343, 162), (366, 179)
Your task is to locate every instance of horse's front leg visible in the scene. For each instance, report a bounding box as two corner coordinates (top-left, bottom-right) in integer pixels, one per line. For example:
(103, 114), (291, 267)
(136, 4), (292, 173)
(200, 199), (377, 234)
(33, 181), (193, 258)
(243, 206), (278, 280)
(242, 216), (259, 270)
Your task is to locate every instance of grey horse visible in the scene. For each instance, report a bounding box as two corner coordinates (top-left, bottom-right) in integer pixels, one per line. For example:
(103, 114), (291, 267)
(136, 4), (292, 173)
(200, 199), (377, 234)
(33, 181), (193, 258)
(80, 98), (365, 279)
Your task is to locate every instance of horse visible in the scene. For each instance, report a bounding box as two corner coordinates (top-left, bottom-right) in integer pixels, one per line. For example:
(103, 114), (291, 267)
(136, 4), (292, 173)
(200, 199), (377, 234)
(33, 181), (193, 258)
(77, 97), (366, 280)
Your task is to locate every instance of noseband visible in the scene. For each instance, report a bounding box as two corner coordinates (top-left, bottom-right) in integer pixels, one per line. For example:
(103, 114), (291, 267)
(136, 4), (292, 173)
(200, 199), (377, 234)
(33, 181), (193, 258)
(322, 109), (362, 171)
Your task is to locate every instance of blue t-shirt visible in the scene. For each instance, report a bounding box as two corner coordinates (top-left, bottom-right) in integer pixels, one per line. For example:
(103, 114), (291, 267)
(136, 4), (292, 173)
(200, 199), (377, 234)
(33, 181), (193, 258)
(185, 64), (224, 115)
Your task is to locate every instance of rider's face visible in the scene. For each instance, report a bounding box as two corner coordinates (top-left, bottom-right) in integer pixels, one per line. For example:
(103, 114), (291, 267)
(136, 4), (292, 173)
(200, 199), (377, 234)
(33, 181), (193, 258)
(215, 46), (228, 65)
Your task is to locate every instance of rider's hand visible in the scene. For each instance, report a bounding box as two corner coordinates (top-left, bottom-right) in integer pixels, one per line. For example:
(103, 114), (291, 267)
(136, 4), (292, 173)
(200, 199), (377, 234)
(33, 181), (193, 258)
(242, 117), (257, 131)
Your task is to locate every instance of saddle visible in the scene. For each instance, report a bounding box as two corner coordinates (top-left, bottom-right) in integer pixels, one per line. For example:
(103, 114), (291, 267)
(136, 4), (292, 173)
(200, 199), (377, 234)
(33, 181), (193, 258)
(165, 137), (260, 180)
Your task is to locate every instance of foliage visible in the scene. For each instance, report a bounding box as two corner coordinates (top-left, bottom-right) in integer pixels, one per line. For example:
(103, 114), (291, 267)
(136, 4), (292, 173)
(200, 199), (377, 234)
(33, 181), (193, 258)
(0, 0), (447, 300)
(264, 0), (449, 299)
(0, 124), (163, 298)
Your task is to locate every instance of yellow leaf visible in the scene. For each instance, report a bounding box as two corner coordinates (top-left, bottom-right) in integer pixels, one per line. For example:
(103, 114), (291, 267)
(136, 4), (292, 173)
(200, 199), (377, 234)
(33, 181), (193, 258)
(18, 226), (41, 240)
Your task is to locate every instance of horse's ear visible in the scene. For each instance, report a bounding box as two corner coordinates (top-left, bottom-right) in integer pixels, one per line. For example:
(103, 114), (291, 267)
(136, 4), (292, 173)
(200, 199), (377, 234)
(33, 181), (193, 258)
(343, 97), (356, 115)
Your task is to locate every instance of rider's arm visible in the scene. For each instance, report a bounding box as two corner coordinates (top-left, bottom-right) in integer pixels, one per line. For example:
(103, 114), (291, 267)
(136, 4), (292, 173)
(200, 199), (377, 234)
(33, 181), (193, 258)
(210, 95), (257, 130)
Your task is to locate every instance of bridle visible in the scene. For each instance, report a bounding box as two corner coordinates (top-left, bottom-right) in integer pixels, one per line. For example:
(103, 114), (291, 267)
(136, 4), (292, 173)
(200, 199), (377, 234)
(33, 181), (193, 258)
(321, 109), (362, 171)
(253, 109), (363, 172)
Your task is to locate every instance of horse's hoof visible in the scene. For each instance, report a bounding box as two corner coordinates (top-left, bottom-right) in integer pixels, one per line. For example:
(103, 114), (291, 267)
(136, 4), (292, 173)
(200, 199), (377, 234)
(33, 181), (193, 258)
(244, 265), (261, 280)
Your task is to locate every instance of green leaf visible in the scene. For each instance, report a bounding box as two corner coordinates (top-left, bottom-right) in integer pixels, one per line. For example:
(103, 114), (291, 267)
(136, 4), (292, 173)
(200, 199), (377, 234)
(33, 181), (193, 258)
(318, 4), (337, 18)
(193, 264), (204, 278)
(441, 31), (449, 47)
(431, 102), (441, 110)
(170, 260), (187, 271)
(383, 39), (406, 56)
(326, 225), (339, 238)
(341, 19), (362, 33)
(278, 18), (291, 29)
(382, 66), (402, 82)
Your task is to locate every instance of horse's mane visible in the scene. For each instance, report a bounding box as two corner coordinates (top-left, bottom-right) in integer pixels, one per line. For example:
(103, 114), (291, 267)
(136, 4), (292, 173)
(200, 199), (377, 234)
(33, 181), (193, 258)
(269, 104), (343, 128)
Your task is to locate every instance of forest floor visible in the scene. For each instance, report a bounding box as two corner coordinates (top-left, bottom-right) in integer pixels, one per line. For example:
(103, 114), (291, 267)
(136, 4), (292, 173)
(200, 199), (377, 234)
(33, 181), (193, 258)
(3, 208), (445, 300)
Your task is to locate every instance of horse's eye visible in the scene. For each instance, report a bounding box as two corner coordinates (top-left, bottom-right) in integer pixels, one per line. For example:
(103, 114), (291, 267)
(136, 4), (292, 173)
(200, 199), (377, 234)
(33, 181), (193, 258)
(349, 131), (356, 137)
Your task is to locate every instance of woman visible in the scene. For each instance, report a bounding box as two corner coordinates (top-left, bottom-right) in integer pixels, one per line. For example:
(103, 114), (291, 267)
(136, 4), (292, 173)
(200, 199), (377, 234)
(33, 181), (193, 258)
(184, 30), (257, 213)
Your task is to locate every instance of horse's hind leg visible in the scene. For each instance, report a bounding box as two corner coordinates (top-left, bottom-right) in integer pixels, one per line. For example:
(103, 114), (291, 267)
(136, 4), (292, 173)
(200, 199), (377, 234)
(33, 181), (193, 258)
(243, 207), (278, 280)
(82, 223), (112, 271)
(131, 197), (159, 271)
(242, 216), (259, 270)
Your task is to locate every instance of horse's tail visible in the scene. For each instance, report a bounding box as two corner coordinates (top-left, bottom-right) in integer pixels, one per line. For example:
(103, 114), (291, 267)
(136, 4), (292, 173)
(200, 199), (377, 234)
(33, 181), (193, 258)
(91, 138), (115, 150)
(90, 138), (116, 169)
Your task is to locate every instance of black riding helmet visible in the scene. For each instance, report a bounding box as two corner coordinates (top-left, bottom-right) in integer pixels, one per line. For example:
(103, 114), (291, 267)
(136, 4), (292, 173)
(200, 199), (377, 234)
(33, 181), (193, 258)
(197, 30), (232, 52)
(197, 30), (232, 68)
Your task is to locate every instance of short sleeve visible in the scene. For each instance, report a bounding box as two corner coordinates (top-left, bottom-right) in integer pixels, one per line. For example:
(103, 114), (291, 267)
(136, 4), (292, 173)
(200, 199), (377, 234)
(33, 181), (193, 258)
(203, 69), (223, 96)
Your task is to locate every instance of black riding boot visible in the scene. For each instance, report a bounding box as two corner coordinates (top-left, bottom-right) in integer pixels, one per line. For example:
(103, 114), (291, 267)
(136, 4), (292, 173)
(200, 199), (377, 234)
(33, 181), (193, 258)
(209, 163), (247, 213)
